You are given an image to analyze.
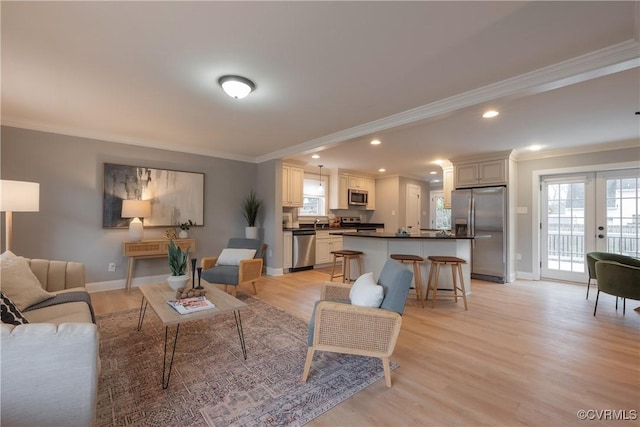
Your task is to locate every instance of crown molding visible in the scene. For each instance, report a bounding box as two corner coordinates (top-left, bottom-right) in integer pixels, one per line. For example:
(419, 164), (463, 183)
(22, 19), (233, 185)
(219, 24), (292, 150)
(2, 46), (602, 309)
(514, 139), (640, 161)
(257, 39), (640, 163)
(1, 118), (256, 163)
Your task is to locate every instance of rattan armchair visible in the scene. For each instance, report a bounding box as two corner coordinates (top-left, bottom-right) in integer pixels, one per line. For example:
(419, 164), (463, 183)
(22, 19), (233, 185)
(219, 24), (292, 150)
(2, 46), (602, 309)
(302, 259), (413, 388)
(201, 238), (265, 297)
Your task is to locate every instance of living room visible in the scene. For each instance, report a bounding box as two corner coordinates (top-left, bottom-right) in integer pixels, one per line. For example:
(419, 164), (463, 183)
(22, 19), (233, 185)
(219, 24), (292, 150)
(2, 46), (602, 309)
(1, 2), (639, 426)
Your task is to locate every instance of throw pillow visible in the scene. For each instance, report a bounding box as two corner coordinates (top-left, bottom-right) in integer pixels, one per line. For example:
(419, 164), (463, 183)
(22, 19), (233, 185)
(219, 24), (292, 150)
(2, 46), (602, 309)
(216, 248), (257, 266)
(349, 272), (384, 308)
(1, 291), (29, 325)
(0, 257), (54, 311)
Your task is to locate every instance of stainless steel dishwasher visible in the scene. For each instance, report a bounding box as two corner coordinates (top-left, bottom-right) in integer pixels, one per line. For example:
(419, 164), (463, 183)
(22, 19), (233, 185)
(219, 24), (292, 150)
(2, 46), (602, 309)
(291, 229), (316, 271)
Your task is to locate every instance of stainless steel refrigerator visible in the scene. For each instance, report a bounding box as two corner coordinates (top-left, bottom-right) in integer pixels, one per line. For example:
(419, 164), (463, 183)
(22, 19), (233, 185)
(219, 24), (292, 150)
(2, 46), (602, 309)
(451, 186), (507, 283)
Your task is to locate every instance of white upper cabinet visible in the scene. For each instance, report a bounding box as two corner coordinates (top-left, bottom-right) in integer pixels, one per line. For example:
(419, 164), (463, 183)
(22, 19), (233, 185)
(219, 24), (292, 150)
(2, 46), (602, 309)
(282, 164), (304, 207)
(453, 154), (511, 188)
(330, 170), (375, 210)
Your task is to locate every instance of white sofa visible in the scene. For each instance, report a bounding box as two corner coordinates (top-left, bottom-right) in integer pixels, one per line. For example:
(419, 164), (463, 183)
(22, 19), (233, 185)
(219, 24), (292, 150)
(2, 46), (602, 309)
(1, 258), (99, 427)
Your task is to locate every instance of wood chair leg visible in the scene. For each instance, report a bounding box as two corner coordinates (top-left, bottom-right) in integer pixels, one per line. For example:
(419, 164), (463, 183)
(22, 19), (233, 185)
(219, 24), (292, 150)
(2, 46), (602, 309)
(412, 262), (424, 308)
(344, 257), (350, 283)
(451, 263), (459, 303)
(382, 356), (392, 388)
(231, 286), (237, 297)
(425, 262), (435, 301)
(431, 263), (441, 308)
(330, 255), (339, 282)
(251, 281), (258, 295)
(457, 264), (468, 310)
(301, 347), (315, 382)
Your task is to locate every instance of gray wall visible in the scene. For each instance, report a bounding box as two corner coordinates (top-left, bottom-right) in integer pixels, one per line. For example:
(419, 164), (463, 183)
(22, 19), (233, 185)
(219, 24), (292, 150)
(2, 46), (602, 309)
(515, 145), (640, 275)
(1, 126), (259, 284)
(370, 176), (430, 232)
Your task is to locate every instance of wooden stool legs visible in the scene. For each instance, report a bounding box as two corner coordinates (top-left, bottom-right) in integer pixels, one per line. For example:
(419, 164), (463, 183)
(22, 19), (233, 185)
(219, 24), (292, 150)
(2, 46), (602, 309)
(426, 257), (468, 310)
(330, 250), (363, 282)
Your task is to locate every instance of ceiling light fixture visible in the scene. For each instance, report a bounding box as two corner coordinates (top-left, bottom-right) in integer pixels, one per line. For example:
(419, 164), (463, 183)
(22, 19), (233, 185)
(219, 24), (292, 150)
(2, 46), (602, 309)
(370, 139), (381, 145)
(482, 110), (499, 118)
(218, 75), (256, 99)
(318, 165), (324, 194)
(528, 144), (544, 151)
(312, 154), (320, 159)
(430, 171), (437, 175)
(378, 168), (386, 172)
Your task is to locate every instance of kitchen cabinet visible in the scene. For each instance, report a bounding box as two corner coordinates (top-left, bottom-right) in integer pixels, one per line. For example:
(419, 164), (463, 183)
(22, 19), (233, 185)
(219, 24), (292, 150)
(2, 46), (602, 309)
(329, 174), (349, 210)
(282, 164), (304, 207)
(315, 230), (355, 264)
(364, 178), (376, 210)
(283, 231), (292, 270)
(454, 158), (508, 188)
(442, 165), (454, 208)
(348, 176), (367, 190)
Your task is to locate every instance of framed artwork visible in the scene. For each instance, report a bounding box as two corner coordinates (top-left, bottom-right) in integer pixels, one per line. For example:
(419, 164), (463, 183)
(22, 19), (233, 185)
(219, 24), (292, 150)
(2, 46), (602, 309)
(103, 163), (204, 228)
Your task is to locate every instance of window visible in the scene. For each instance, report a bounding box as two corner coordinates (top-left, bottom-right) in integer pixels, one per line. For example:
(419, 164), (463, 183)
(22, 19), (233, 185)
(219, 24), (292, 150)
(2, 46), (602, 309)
(299, 175), (327, 216)
(430, 191), (451, 230)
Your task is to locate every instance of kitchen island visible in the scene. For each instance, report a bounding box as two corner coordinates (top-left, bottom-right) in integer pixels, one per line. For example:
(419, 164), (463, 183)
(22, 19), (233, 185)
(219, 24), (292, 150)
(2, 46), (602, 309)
(342, 231), (482, 296)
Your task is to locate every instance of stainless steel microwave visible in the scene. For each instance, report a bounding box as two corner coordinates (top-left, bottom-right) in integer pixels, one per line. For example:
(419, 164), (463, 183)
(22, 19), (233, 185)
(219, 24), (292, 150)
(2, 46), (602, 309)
(348, 189), (368, 206)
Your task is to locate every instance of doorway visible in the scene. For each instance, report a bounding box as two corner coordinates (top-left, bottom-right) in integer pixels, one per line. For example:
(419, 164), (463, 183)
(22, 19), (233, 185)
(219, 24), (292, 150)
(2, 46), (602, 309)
(540, 168), (639, 282)
(406, 184), (421, 233)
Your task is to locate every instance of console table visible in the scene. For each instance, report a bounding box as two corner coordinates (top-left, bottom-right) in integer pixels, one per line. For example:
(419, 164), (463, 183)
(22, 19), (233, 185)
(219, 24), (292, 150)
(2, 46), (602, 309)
(123, 239), (196, 292)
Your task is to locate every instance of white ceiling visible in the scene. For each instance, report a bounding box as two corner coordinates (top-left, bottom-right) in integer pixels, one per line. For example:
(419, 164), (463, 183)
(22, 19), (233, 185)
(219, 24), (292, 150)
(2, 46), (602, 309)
(2, 1), (639, 181)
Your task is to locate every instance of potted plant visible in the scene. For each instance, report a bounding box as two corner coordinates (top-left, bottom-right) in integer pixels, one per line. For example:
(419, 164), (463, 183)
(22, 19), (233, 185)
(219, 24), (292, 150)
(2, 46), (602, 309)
(241, 189), (263, 239)
(177, 219), (195, 238)
(167, 240), (190, 290)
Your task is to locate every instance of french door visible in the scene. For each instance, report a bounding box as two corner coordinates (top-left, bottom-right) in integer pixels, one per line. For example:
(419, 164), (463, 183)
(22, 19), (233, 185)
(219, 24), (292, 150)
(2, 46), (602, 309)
(541, 168), (639, 282)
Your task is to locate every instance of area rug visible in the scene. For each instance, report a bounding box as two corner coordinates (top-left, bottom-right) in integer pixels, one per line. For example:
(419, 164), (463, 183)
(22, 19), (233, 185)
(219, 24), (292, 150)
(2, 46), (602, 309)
(95, 293), (396, 426)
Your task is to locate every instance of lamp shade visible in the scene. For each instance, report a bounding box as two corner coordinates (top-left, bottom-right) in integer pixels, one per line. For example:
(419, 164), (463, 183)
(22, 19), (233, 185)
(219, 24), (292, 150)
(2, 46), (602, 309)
(121, 199), (151, 219)
(0, 180), (40, 212)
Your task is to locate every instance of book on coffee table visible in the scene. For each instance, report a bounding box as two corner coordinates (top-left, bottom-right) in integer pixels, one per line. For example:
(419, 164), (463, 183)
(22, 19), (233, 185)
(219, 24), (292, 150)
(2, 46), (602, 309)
(167, 296), (215, 315)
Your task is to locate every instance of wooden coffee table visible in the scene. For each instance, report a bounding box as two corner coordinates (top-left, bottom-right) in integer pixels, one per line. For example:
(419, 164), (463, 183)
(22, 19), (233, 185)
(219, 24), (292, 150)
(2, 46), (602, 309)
(136, 280), (248, 388)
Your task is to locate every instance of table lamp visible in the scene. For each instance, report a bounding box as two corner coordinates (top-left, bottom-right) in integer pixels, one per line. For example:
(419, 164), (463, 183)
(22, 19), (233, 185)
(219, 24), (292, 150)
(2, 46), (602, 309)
(121, 199), (151, 241)
(0, 180), (40, 251)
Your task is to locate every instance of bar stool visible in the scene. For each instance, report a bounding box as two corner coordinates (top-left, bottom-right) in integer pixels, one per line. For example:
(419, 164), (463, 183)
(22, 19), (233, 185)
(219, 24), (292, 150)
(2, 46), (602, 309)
(425, 256), (468, 310)
(330, 250), (364, 283)
(390, 254), (425, 308)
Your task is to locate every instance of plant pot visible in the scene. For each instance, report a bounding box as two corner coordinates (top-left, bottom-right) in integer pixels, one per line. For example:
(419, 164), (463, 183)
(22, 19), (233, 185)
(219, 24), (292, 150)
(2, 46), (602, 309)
(167, 275), (189, 290)
(245, 226), (258, 239)
(178, 229), (188, 239)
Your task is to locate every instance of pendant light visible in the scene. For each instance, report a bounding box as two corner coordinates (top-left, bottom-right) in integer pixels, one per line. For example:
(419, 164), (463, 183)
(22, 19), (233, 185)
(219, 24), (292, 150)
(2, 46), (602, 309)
(318, 165), (324, 195)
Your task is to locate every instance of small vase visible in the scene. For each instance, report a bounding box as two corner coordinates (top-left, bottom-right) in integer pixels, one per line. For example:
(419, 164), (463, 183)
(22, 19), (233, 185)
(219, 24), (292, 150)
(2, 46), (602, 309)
(245, 226), (258, 239)
(167, 275), (189, 290)
(178, 229), (188, 239)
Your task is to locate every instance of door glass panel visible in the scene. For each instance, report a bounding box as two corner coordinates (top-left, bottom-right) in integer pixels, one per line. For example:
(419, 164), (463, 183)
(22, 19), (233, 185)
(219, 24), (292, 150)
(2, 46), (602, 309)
(544, 180), (586, 277)
(604, 175), (639, 257)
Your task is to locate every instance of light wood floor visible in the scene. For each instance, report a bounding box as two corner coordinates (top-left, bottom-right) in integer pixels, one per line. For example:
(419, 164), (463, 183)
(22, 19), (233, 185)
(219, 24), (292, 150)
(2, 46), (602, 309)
(91, 271), (640, 427)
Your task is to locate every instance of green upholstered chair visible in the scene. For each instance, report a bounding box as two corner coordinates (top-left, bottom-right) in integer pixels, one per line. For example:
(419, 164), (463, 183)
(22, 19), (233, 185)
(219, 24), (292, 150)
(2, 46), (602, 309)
(586, 252), (640, 299)
(301, 259), (413, 388)
(200, 238), (265, 297)
(590, 253), (640, 316)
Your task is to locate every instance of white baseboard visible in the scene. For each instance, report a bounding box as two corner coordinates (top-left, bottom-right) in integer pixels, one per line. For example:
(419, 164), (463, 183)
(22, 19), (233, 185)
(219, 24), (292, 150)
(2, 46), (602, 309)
(516, 271), (536, 281)
(86, 274), (167, 293)
(267, 266), (283, 276)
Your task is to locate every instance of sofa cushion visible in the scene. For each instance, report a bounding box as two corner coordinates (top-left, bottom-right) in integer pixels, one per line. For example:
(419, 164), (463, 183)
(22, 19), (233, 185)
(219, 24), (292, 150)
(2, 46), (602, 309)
(0, 257), (54, 311)
(216, 248), (257, 266)
(349, 272), (384, 308)
(0, 292), (29, 325)
(22, 302), (93, 325)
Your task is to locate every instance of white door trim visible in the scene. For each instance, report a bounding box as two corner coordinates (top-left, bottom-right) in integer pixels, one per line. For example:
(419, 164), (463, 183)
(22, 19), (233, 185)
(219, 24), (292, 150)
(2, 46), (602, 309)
(530, 161), (638, 280)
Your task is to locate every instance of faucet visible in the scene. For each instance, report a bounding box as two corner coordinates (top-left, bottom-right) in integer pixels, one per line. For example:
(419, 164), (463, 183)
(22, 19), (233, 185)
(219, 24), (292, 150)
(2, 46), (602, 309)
(314, 218), (320, 229)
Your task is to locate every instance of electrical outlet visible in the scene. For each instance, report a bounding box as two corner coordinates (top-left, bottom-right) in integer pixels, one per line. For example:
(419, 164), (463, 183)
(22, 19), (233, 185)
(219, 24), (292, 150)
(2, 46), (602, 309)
(108, 262), (116, 272)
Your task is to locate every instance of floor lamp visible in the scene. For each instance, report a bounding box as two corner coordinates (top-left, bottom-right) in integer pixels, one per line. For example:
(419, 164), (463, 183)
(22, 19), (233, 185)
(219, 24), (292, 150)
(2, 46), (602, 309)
(0, 180), (40, 252)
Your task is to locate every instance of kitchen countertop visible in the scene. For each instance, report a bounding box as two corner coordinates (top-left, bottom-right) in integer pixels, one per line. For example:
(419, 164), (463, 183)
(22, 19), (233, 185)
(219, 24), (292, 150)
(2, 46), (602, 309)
(342, 231), (488, 239)
(283, 223), (384, 231)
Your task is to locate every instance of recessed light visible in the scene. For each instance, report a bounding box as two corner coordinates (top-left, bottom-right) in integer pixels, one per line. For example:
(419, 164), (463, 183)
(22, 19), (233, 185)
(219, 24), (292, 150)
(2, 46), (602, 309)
(378, 168), (386, 172)
(430, 171), (437, 175)
(482, 110), (499, 119)
(311, 154), (320, 159)
(370, 139), (381, 145)
(432, 179), (440, 183)
(433, 159), (444, 165)
(528, 144), (544, 151)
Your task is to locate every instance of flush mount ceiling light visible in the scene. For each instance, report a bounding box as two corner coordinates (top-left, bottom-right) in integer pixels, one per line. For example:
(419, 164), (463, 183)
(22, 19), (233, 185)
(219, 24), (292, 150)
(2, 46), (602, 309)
(482, 110), (499, 118)
(218, 75), (255, 99)
(370, 139), (381, 145)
